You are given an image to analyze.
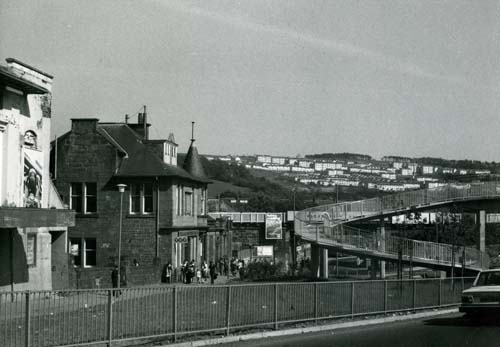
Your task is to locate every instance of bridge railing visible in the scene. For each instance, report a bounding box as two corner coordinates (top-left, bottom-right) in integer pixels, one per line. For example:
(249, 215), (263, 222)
(297, 222), (489, 270)
(296, 181), (500, 224)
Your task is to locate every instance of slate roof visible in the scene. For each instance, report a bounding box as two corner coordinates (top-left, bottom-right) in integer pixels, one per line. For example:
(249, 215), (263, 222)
(183, 140), (211, 183)
(98, 123), (207, 183)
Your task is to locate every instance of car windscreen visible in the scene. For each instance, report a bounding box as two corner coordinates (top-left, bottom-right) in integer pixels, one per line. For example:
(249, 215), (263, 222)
(476, 272), (500, 286)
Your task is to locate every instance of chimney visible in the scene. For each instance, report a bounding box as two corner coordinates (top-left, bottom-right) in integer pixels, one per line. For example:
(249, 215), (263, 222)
(128, 106), (150, 140)
(71, 118), (99, 134)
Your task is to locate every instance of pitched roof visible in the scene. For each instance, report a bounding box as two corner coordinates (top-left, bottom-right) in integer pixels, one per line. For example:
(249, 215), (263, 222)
(183, 140), (211, 183)
(98, 123), (205, 182)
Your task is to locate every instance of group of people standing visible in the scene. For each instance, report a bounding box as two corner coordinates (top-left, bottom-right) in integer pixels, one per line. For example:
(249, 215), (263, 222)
(162, 260), (218, 285)
(215, 256), (244, 277)
(161, 256), (247, 285)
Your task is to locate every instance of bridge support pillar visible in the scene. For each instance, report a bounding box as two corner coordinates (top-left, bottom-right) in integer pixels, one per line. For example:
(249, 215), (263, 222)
(379, 218), (386, 279)
(478, 210), (486, 253)
(311, 244), (320, 279)
(320, 248), (329, 280)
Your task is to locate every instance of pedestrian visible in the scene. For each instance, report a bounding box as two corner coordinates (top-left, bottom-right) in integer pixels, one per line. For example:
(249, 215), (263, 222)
(163, 263), (172, 283)
(230, 257), (237, 276)
(181, 260), (188, 283)
(209, 261), (217, 285)
(202, 260), (209, 283)
(223, 258), (229, 276)
(219, 257), (224, 275)
(196, 268), (202, 284)
(238, 259), (245, 279)
(185, 261), (193, 284)
(111, 266), (121, 297)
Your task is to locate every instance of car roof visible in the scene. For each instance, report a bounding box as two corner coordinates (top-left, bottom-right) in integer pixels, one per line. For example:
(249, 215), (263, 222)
(480, 269), (500, 273)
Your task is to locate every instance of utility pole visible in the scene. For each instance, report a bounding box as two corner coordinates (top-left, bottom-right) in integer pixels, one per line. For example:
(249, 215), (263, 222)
(143, 105), (147, 139)
(292, 187), (297, 269)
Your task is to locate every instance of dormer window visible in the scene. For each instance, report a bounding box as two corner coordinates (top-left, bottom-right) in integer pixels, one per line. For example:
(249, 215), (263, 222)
(24, 130), (37, 149)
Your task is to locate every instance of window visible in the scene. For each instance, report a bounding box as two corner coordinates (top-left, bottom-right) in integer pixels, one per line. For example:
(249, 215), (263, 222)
(176, 185), (183, 215)
(130, 184), (141, 213)
(26, 234), (36, 267)
(85, 183), (97, 213)
(70, 182), (97, 214)
(85, 239), (96, 266)
(144, 183), (153, 213)
(69, 238), (97, 267)
(129, 183), (154, 214)
(70, 183), (82, 213)
(184, 191), (193, 216)
(200, 189), (206, 215)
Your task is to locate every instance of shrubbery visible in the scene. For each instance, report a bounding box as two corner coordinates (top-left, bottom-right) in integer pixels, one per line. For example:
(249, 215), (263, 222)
(242, 261), (288, 281)
(241, 260), (317, 281)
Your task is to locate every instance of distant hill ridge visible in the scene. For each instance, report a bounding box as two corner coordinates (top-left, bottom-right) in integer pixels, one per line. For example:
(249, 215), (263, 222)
(305, 152), (372, 162)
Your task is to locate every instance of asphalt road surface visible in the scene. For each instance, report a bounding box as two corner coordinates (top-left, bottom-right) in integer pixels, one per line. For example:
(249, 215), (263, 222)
(221, 313), (500, 347)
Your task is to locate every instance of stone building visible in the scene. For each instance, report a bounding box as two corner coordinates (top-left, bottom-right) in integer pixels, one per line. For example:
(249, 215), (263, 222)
(0, 58), (75, 292)
(51, 116), (210, 288)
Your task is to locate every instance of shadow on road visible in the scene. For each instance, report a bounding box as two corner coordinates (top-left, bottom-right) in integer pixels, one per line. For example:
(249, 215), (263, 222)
(424, 314), (500, 327)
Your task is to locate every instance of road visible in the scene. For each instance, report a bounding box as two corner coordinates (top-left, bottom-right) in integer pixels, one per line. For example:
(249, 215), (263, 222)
(221, 313), (500, 347)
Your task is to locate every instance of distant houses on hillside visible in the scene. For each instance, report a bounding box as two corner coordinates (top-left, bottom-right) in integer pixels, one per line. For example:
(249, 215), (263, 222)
(202, 152), (495, 193)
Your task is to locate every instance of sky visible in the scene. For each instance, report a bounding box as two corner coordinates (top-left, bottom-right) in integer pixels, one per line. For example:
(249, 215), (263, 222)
(1, 0), (499, 161)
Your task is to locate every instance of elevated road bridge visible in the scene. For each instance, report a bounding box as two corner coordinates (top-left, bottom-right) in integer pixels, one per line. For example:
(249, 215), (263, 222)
(296, 181), (500, 225)
(295, 181), (500, 277)
(300, 223), (487, 273)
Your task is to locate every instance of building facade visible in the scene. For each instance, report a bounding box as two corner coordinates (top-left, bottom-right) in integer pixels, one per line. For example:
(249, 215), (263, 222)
(52, 116), (210, 288)
(0, 58), (75, 292)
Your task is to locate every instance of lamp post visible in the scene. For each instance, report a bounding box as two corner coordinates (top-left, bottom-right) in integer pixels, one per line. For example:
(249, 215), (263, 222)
(117, 184), (127, 290)
(292, 187), (297, 269)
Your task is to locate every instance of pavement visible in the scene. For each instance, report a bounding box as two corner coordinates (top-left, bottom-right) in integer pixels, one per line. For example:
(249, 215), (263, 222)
(216, 312), (500, 347)
(162, 308), (462, 347)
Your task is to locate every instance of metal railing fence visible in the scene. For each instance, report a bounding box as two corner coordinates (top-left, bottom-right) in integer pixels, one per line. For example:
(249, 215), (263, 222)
(298, 223), (489, 270)
(296, 181), (500, 224)
(1, 278), (474, 347)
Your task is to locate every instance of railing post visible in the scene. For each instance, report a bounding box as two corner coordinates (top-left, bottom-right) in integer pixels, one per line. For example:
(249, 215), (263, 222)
(226, 286), (231, 336)
(173, 286), (177, 342)
(384, 281), (388, 314)
(438, 279), (442, 307)
(107, 289), (113, 347)
(274, 284), (279, 330)
(351, 281), (355, 319)
(25, 291), (31, 347)
(314, 283), (318, 322)
(412, 280), (417, 311)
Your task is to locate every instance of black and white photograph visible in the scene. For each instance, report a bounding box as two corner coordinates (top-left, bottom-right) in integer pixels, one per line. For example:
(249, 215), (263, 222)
(1, 1), (500, 346)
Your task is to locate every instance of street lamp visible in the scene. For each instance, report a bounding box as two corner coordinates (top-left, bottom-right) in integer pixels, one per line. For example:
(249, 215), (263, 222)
(292, 187), (297, 271)
(117, 184), (127, 290)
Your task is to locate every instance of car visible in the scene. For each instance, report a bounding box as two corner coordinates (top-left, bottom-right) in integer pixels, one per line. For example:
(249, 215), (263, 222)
(460, 269), (500, 317)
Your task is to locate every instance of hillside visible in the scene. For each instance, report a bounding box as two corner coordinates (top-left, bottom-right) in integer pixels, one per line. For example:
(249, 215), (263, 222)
(207, 180), (250, 198)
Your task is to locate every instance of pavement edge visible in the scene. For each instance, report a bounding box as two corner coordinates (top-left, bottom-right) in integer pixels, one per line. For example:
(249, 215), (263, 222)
(163, 308), (458, 347)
